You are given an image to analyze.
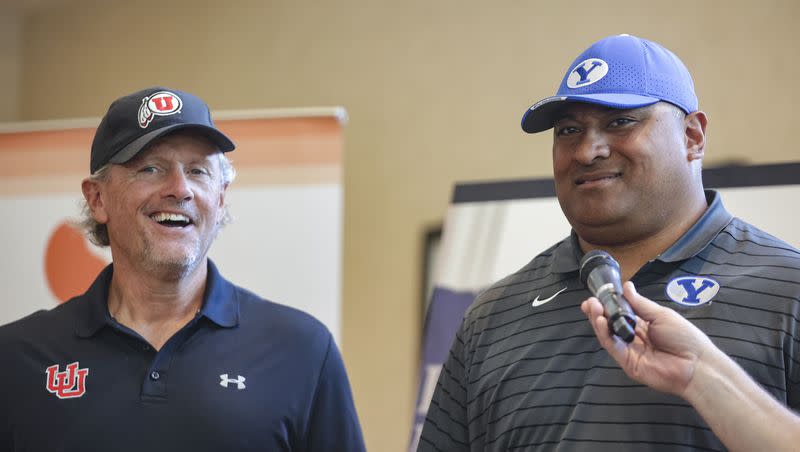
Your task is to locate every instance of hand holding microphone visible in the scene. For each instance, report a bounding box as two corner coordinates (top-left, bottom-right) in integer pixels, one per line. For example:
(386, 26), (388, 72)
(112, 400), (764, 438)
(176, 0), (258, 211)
(579, 250), (637, 343)
(580, 271), (800, 452)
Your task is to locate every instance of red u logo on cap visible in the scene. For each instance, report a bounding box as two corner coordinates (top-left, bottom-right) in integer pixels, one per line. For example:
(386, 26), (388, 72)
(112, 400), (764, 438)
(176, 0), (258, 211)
(138, 91), (183, 128)
(151, 95), (176, 112)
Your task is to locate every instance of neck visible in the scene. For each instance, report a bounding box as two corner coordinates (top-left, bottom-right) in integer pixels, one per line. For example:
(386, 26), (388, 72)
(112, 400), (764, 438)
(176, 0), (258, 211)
(579, 194), (708, 281)
(107, 258), (208, 350)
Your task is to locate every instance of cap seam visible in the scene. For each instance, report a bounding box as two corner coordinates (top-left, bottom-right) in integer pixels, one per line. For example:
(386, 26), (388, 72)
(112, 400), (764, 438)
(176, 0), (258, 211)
(640, 39), (651, 98)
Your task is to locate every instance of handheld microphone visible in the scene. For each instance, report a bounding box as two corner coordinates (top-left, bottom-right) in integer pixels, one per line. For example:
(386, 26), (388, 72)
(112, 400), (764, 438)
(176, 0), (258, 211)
(579, 250), (637, 343)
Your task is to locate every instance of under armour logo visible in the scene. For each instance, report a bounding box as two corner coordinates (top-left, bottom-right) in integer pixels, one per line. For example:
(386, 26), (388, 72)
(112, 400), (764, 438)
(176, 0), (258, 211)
(46, 362), (89, 399)
(567, 58), (609, 88)
(220, 373), (246, 389)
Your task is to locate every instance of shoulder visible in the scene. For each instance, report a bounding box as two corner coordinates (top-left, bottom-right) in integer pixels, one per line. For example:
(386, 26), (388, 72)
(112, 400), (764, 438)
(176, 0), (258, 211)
(0, 311), (46, 346)
(209, 261), (332, 343)
(715, 217), (800, 264)
(232, 285), (333, 348)
(465, 239), (568, 321)
(0, 297), (84, 347)
(704, 217), (800, 309)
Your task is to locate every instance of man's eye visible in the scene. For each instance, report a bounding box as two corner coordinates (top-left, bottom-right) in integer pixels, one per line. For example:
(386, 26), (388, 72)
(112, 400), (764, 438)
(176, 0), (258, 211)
(190, 168), (209, 176)
(609, 118), (635, 127)
(556, 126), (579, 136)
(139, 166), (158, 173)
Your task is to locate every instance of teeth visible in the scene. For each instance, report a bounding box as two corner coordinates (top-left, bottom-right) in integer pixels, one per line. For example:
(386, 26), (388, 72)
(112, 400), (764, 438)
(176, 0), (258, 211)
(151, 212), (190, 223)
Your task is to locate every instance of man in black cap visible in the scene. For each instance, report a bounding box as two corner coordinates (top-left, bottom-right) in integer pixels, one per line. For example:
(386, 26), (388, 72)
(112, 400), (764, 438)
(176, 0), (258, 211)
(419, 35), (800, 451)
(0, 87), (365, 452)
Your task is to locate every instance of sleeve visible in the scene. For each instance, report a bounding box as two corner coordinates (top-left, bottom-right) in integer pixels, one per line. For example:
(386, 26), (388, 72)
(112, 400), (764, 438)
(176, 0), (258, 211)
(0, 402), (8, 448)
(786, 297), (800, 410)
(0, 338), (13, 452)
(305, 333), (366, 452)
(417, 324), (470, 451)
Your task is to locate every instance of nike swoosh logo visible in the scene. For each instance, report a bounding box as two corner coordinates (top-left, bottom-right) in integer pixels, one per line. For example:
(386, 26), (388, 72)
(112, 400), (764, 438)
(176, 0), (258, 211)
(531, 287), (568, 307)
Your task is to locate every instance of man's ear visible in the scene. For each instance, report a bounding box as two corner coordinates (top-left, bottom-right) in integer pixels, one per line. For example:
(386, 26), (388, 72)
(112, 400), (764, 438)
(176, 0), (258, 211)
(220, 182), (228, 206)
(81, 178), (109, 224)
(217, 182), (228, 224)
(685, 110), (708, 162)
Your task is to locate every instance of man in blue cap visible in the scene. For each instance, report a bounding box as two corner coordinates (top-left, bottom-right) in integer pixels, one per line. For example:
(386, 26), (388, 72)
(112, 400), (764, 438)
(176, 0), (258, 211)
(0, 87), (366, 451)
(419, 35), (800, 451)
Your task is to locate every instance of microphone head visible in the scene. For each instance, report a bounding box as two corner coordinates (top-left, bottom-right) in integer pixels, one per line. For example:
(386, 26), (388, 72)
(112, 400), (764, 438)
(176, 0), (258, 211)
(579, 250), (620, 286)
(579, 249), (636, 343)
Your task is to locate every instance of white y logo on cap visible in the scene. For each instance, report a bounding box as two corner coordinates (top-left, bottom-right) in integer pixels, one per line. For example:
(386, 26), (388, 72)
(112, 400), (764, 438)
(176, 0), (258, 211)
(567, 58), (609, 88)
(138, 91), (183, 128)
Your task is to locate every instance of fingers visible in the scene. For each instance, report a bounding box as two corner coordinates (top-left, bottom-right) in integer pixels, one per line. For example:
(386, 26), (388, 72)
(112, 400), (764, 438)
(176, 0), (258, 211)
(580, 297), (603, 317)
(621, 282), (710, 352)
(622, 281), (665, 322)
(582, 281), (664, 354)
(581, 297), (617, 349)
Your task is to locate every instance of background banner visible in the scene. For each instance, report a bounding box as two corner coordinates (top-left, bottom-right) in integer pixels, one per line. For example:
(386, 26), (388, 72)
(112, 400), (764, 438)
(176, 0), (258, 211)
(409, 163), (800, 450)
(0, 108), (346, 340)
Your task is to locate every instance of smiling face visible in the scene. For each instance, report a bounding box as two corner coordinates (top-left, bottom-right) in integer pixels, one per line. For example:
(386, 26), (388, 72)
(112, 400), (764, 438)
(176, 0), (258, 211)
(551, 101), (705, 246)
(83, 131), (228, 280)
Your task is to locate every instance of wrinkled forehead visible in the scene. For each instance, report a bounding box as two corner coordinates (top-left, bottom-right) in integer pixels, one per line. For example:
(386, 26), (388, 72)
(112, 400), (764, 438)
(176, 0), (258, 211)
(132, 130), (222, 163)
(147, 129), (220, 151)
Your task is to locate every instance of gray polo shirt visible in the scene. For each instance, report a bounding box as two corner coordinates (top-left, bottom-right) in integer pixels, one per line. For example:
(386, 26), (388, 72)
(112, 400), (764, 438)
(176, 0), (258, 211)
(419, 190), (800, 451)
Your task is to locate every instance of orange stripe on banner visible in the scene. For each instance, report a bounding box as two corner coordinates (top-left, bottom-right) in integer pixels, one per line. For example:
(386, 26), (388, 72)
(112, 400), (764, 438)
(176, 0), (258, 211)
(0, 115), (342, 192)
(0, 128), (94, 177)
(216, 117), (342, 167)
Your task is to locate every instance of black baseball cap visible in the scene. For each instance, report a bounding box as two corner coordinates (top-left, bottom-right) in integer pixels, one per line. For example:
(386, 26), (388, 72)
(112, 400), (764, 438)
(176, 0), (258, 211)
(90, 87), (235, 173)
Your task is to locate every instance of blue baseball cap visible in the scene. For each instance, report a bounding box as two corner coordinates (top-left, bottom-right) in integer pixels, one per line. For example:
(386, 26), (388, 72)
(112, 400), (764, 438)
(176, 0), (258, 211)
(90, 87), (235, 173)
(521, 34), (698, 133)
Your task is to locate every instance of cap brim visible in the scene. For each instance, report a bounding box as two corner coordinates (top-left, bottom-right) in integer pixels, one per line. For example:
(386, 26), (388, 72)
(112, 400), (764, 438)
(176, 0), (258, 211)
(108, 123), (236, 166)
(521, 93), (661, 133)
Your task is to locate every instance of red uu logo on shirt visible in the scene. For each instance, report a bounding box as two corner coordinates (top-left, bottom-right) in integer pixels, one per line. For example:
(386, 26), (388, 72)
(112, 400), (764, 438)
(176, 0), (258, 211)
(45, 361), (89, 399)
(138, 91), (183, 128)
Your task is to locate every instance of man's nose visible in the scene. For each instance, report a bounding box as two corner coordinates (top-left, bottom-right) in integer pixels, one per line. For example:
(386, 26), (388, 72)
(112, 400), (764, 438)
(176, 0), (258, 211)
(574, 129), (611, 165)
(161, 167), (193, 201)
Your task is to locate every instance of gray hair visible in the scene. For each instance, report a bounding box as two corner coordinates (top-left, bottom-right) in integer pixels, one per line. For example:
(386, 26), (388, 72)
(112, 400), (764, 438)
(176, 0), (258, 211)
(80, 152), (236, 247)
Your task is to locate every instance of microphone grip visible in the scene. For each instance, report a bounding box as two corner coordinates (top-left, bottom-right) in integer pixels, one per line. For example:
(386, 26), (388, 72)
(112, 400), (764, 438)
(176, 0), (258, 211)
(596, 284), (637, 343)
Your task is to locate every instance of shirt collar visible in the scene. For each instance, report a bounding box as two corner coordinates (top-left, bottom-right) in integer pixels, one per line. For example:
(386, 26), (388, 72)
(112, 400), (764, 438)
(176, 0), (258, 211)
(551, 232), (584, 274)
(199, 260), (239, 328)
(76, 259), (240, 338)
(550, 189), (732, 273)
(75, 264), (114, 338)
(656, 190), (733, 262)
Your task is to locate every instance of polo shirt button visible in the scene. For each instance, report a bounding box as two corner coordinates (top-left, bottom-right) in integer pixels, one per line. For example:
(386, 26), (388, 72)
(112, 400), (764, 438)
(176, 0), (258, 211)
(150, 371), (160, 381)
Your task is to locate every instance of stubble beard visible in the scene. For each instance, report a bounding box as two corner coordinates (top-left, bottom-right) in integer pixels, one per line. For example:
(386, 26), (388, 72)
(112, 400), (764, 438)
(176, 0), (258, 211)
(140, 239), (200, 280)
(139, 227), (219, 281)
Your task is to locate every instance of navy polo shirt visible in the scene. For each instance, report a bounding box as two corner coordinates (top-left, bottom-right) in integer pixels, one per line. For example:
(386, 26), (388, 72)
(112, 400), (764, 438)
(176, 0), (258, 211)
(0, 260), (365, 452)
